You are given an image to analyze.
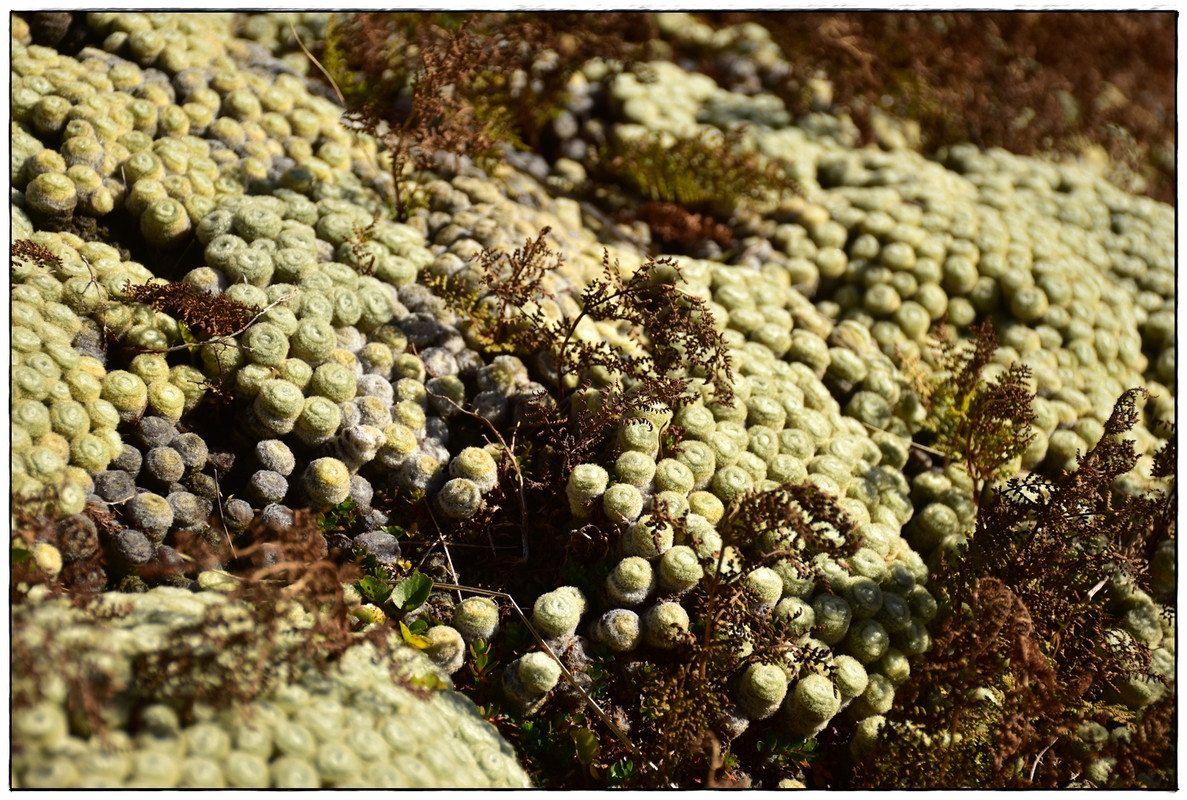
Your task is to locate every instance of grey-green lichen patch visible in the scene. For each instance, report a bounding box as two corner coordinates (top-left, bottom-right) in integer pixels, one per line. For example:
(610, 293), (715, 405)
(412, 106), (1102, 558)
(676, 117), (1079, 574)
(10, 583), (531, 789)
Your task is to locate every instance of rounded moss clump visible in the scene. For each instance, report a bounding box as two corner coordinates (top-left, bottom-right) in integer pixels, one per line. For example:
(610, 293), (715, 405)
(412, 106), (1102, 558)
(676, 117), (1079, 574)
(909, 501), (962, 551)
(146, 380), (186, 423)
(302, 457), (352, 511)
(144, 446), (186, 486)
(241, 322), (289, 367)
(255, 439), (296, 477)
(875, 592), (913, 634)
(449, 447), (499, 494)
(436, 478), (483, 520)
(850, 714), (887, 760)
(711, 464), (754, 505)
(773, 596), (816, 637)
(622, 515), (674, 559)
(683, 489), (716, 519)
(603, 483), (644, 524)
(844, 577), (884, 619)
(70, 433), (114, 473)
(614, 450), (657, 490)
(517, 651), (562, 697)
(451, 597), (500, 645)
(375, 423), (417, 469)
(643, 602), (690, 649)
(124, 491), (174, 542)
(26, 172), (79, 222)
(101, 370), (149, 422)
(310, 362), (357, 404)
(591, 608), (642, 653)
(785, 673), (841, 736)
(247, 470), (289, 508)
(290, 317), (338, 363)
(674, 439), (716, 489)
(843, 618), (891, 664)
(877, 648), (912, 686)
(423, 625), (466, 675)
(15, 400), (52, 439)
(532, 586), (586, 640)
(49, 399), (91, 439)
(657, 545), (703, 593)
(141, 198), (192, 248)
(892, 618), (932, 657)
(736, 663), (789, 721)
(850, 673), (896, 718)
(618, 419), (660, 457)
(832, 654), (870, 700)
(653, 458), (695, 495)
(606, 556), (656, 607)
(397, 453), (445, 493)
(233, 205), (284, 243)
(745, 566), (785, 610)
(253, 379), (305, 435)
(906, 586), (938, 623)
(812, 593), (853, 645)
(566, 462), (610, 517)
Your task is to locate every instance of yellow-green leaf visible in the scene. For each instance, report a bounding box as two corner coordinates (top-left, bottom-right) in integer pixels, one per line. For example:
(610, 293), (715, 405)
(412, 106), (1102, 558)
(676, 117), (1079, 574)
(400, 620), (432, 650)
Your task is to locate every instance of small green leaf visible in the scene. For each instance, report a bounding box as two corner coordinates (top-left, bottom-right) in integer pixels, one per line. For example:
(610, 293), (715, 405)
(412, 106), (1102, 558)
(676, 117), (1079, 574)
(391, 572), (432, 612)
(407, 617), (429, 636)
(469, 639), (492, 675)
(11, 546), (32, 565)
(571, 728), (599, 766)
(400, 620), (432, 649)
(410, 672), (446, 690)
(357, 575), (391, 604)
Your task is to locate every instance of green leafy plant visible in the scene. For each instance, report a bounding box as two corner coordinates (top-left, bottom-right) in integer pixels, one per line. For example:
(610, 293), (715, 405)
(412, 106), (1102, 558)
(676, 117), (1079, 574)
(399, 619), (432, 650)
(468, 639), (495, 680)
(591, 126), (799, 221)
(392, 571), (433, 612)
(907, 319), (1036, 506)
(357, 574), (392, 605)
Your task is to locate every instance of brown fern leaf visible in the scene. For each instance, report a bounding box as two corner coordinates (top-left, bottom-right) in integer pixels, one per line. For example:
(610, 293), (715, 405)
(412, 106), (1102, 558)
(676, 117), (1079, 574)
(844, 388), (1169, 789)
(11, 239), (62, 272)
(636, 201), (736, 250)
(124, 281), (258, 339)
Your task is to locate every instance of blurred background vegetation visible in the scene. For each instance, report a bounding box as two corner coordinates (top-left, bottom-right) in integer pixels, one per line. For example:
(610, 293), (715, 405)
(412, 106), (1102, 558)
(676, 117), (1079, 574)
(699, 12), (1175, 205)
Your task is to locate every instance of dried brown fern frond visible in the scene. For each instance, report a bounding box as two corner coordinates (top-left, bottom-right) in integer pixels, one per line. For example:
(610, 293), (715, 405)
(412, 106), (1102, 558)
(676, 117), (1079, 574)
(721, 481), (862, 590)
(625, 482), (857, 788)
(124, 281), (259, 339)
(11, 239), (62, 272)
(451, 226), (733, 417)
(635, 201), (737, 251)
(130, 510), (376, 720)
(845, 388), (1172, 789)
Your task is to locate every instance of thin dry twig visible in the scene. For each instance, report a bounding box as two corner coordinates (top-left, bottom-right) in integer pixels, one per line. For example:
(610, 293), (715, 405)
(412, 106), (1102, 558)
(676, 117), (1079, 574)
(289, 14), (345, 105)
